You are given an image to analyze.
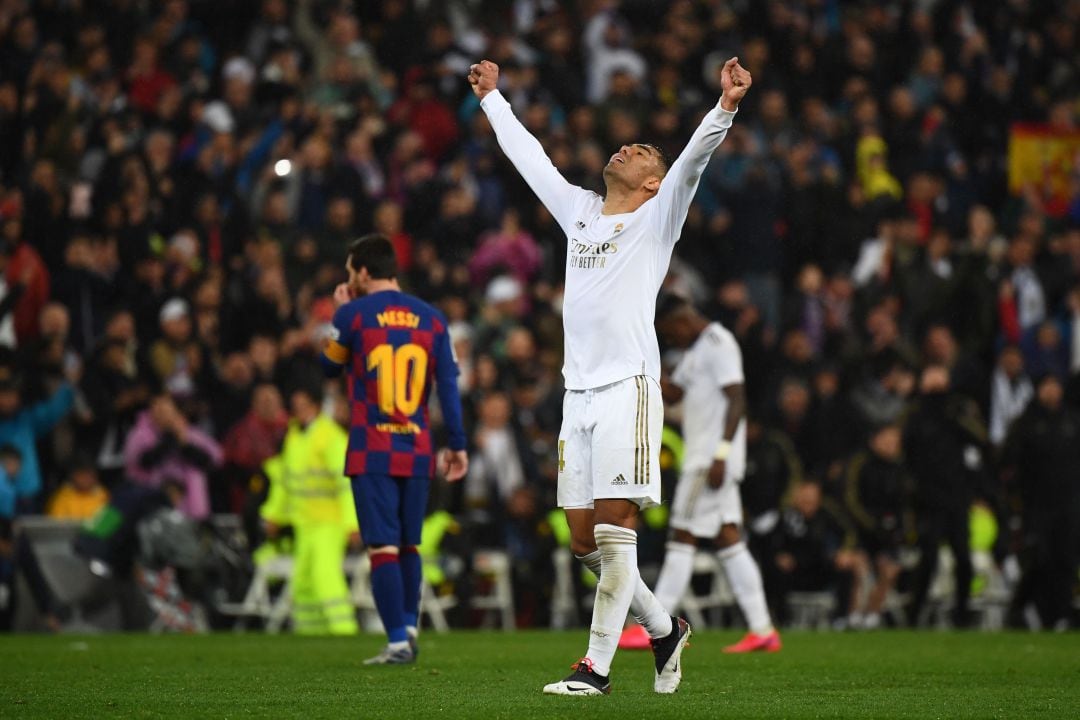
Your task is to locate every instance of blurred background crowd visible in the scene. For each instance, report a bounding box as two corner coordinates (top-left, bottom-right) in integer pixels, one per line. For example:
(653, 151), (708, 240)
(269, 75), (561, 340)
(0, 0), (1079, 632)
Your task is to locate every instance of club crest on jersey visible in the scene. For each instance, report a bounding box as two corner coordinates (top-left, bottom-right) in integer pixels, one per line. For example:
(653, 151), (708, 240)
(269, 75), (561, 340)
(614, 223), (623, 233)
(575, 220), (586, 230)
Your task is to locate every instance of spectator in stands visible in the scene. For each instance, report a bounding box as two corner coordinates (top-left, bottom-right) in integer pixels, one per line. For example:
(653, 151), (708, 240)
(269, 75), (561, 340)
(843, 424), (911, 629)
(148, 299), (205, 404)
(468, 208), (542, 288)
(740, 416), (802, 555)
(0, 444), (20, 521)
(999, 237), (1047, 344)
(1002, 374), (1080, 630)
(123, 393), (222, 520)
(2, 218), (50, 347)
(764, 481), (860, 627)
(78, 311), (150, 485)
(0, 239), (30, 349)
(209, 352), (256, 441)
(222, 383), (287, 513)
(1022, 320), (1070, 381)
(903, 365), (988, 627)
(52, 235), (115, 355)
(46, 456), (109, 520)
(0, 363), (74, 511)
(989, 345), (1033, 447)
(463, 392), (528, 542)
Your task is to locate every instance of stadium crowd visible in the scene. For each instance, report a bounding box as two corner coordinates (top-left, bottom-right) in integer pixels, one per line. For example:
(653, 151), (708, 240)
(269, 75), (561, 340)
(1, 0), (1079, 631)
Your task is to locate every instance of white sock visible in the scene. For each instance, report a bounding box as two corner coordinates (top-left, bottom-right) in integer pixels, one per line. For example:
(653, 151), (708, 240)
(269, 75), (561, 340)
(585, 524), (639, 676)
(577, 550), (672, 640)
(653, 541), (696, 615)
(406, 626), (418, 639)
(388, 640), (410, 652)
(718, 541), (774, 635)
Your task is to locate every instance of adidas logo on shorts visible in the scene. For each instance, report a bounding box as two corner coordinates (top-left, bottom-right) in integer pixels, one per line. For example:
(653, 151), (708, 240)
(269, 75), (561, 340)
(611, 474), (628, 486)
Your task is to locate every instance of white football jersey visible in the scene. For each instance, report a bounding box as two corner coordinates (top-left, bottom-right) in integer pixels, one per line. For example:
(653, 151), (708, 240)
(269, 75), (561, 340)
(671, 322), (747, 479)
(481, 90), (736, 390)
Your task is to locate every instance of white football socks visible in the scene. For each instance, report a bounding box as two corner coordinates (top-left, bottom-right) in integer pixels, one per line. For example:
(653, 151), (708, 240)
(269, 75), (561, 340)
(653, 541), (696, 615)
(584, 524), (642, 676)
(577, 548), (672, 640)
(718, 541), (774, 635)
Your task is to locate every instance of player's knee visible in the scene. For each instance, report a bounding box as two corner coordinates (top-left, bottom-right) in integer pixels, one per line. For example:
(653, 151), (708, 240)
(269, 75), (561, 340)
(569, 524), (599, 557)
(368, 544), (400, 556)
(592, 499), (638, 528)
(570, 537), (597, 556)
(671, 528), (697, 546)
(716, 523), (742, 548)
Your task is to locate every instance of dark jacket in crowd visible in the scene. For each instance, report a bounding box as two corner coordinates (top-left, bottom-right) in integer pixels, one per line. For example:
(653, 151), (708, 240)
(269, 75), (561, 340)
(772, 498), (854, 585)
(903, 393), (989, 510)
(1004, 403), (1080, 514)
(844, 451), (911, 549)
(741, 428), (803, 520)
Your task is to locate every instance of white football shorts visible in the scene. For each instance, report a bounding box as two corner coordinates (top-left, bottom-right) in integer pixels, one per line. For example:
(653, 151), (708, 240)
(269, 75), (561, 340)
(557, 375), (662, 509)
(669, 466), (743, 538)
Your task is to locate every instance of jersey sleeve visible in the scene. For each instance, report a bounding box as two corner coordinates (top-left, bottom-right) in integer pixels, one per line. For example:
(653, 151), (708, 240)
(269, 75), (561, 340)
(432, 316), (466, 451)
(709, 331), (745, 388)
(480, 89), (588, 229)
(651, 102), (737, 244)
(321, 303), (358, 377)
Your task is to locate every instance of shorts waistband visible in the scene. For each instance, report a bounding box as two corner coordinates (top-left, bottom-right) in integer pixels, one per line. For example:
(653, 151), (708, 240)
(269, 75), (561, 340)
(567, 374), (654, 396)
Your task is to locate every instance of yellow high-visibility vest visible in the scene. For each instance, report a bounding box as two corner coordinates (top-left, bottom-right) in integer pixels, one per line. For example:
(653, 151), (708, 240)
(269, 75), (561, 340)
(260, 415), (357, 530)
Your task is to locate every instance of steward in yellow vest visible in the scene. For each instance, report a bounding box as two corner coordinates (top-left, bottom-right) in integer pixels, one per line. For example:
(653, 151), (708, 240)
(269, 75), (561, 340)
(261, 385), (358, 635)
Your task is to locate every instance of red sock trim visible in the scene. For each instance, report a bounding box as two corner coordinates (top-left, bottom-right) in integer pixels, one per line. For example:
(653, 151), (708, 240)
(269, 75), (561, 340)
(370, 552), (400, 570)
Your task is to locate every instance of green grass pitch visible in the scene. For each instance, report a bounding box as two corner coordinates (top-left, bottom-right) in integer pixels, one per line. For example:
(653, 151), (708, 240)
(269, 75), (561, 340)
(3, 631), (1079, 718)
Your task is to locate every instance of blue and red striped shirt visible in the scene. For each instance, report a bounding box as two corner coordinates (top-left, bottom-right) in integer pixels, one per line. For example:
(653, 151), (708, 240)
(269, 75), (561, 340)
(321, 290), (466, 478)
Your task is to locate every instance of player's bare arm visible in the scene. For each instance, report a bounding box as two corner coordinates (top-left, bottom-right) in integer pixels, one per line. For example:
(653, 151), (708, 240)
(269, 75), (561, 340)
(708, 383), (746, 489)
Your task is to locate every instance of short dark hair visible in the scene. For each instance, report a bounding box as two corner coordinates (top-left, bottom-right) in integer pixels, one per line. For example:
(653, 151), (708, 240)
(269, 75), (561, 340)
(638, 143), (670, 176)
(288, 370), (325, 407)
(347, 233), (398, 280)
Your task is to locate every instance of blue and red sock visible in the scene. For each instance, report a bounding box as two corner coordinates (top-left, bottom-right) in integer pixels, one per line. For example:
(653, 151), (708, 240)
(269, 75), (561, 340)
(370, 550), (407, 644)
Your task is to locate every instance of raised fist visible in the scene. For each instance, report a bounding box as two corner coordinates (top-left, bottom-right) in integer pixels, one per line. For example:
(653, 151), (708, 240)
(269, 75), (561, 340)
(719, 57), (752, 112)
(468, 60), (499, 100)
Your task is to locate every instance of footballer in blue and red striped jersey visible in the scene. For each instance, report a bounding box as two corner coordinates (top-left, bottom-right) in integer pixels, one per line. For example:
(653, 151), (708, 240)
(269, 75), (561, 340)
(321, 233), (467, 665)
(324, 292), (464, 478)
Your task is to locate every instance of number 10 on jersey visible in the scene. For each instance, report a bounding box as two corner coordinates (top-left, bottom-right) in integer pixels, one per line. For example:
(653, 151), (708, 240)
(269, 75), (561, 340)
(367, 343), (428, 415)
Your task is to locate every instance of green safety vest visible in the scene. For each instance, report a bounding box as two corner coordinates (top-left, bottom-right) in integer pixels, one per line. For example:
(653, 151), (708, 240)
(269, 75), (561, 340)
(260, 415), (357, 530)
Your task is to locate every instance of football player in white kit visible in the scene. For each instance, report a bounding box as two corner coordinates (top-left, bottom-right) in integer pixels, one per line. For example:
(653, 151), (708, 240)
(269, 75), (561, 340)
(468, 57), (752, 695)
(644, 294), (780, 653)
